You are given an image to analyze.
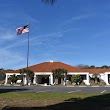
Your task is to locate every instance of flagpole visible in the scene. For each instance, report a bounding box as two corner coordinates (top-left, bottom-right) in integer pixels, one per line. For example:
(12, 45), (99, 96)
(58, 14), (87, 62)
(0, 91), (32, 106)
(26, 22), (30, 85)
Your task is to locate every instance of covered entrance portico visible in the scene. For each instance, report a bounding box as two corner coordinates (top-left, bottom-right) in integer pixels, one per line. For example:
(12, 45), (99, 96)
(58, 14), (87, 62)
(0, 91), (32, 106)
(35, 75), (49, 85)
(33, 72), (53, 85)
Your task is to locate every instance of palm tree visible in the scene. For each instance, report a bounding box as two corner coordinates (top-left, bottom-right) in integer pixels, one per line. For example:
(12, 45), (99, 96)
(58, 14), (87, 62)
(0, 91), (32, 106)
(92, 73), (101, 84)
(9, 74), (18, 84)
(42, 0), (56, 5)
(28, 69), (34, 84)
(52, 68), (68, 85)
(20, 69), (34, 85)
(20, 69), (26, 85)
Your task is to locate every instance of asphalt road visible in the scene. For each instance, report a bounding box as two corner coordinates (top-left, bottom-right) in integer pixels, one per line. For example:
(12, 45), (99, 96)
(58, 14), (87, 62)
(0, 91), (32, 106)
(0, 85), (110, 93)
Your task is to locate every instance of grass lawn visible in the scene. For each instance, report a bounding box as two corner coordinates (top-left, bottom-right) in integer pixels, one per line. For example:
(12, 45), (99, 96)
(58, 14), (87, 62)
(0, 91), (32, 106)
(0, 92), (110, 110)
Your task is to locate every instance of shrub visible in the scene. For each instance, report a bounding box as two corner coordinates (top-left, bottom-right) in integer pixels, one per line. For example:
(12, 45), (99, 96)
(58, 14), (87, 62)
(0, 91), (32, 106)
(71, 75), (82, 85)
(0, 80), (5, 85)
(99, 81), (106, 86)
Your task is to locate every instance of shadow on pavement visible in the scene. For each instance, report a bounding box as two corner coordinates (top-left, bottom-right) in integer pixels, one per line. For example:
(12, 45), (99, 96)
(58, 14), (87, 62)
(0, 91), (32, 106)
(0, 86), (29, 93)
(2, 93), (110, 110)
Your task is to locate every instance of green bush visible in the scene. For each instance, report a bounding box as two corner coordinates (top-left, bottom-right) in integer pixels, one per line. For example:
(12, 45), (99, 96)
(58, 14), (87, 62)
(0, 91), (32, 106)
(7, 80), (11, 84)
(71, 75), (82, 85)
(0, 80), (5, 85)
(99, 81), (106, 86)
(90, 79), (106, 86)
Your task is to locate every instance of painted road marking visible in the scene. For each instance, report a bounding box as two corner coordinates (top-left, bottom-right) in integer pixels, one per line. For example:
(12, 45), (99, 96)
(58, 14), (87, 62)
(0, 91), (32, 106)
(68, 90), (81, 93)
(36, 89), (58, 93)
(101, 90), (106, 93)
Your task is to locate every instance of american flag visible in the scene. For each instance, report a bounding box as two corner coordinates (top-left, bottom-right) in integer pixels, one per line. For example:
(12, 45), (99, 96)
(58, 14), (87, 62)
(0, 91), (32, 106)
(16, 25), (29, 35)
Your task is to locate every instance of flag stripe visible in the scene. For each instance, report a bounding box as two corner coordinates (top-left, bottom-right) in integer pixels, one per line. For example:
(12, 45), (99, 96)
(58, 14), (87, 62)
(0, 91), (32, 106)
(16, 25), (29, 35)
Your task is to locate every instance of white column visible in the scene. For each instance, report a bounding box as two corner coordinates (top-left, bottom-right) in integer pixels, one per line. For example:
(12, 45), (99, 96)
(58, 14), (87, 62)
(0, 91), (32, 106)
(50, 74), (53, 85)
(33, 75), (36, 84)
(104, 73), (109, 85)
(36, 75), (38, 84)
(24, 75), (27, 85)
(5, 74), (8, 84)
(49, 75), (51, 85)
(86, 73), (90, 85)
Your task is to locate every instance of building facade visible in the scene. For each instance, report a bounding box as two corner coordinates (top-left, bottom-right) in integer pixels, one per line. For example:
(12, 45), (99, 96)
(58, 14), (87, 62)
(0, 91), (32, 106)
(5, 61), (110, 85)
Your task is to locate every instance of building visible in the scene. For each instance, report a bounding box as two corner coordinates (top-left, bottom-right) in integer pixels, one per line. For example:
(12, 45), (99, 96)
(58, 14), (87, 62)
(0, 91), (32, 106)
(5, 61), (110, 85)
(5, 61), (90, 85)
(82, 68), (110, 85)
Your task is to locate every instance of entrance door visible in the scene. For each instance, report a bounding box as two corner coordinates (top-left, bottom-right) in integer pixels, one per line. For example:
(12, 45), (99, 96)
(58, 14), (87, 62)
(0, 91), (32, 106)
(42, 77), (49, 84)
(58, 77), (61, 84)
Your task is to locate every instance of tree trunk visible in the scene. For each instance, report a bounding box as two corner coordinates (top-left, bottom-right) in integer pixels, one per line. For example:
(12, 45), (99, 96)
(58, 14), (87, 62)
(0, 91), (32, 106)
(64, 73), (67, 85)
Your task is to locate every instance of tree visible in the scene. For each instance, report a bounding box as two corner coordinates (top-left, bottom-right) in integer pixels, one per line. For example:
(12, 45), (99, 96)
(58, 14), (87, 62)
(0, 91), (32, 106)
(52, 68), (68, 85)
(28, 69), (34, 84)
(20, 69), (34, 85)
(42, 0), (56, 5)
(9, 74), (18, 84)
(75, 64), (90, 69)
(101, 65), (109, 69)
(20, 69), (26, 85)
(92, 74), (101, 84)
(0, 69), (6, 80)
(71, 75), (82, 85)
(89, 65), (95, 69)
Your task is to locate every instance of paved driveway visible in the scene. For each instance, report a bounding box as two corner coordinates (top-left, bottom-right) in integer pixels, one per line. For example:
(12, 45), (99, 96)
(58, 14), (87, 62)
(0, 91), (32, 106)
(0, 85), (110, 93)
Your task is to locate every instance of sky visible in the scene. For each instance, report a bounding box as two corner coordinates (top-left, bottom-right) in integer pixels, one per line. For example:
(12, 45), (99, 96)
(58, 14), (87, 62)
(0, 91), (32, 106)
(1, 0), (110, 69)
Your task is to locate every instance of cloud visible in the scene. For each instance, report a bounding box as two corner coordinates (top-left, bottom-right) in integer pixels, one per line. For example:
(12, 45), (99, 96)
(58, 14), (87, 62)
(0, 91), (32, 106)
(1, 28), (77, 50)
(27, 16), (40, 24)
(30, 31), (63, 46)
(37, 32), (63, 38)
(61, 14), (94, 26)
(0, 24), (16, 42)
(63, 27), (79, 33)
(92, 30), (110, 39)
(58, 44), (80, 49)
(33, 27), (78, 41)
(0, 31), (62, 55)
(1, 39), (27, 50)
(0, 49), (25, 69)
(0, 31), (16, 40)
(0, 28), (79, 69)
(21, 27), (78, 48)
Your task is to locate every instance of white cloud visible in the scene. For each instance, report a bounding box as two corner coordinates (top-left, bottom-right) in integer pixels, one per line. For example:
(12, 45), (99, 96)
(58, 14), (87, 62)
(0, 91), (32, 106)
(63, 27), (79, 33)
(58, 44), (80, 49)
(28, 27), (79, 47)
(30, 31), (63, 46)
(0, 31), (15, 40)
(61, 14), (94, 26)
(0, 25), (16, 41)
(0, 49), (25, 69)
(1, 39), (27, 50)
(30, 28), (78, 44)
(27, 16), (40, 24)
(92, 31), (110, 39)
